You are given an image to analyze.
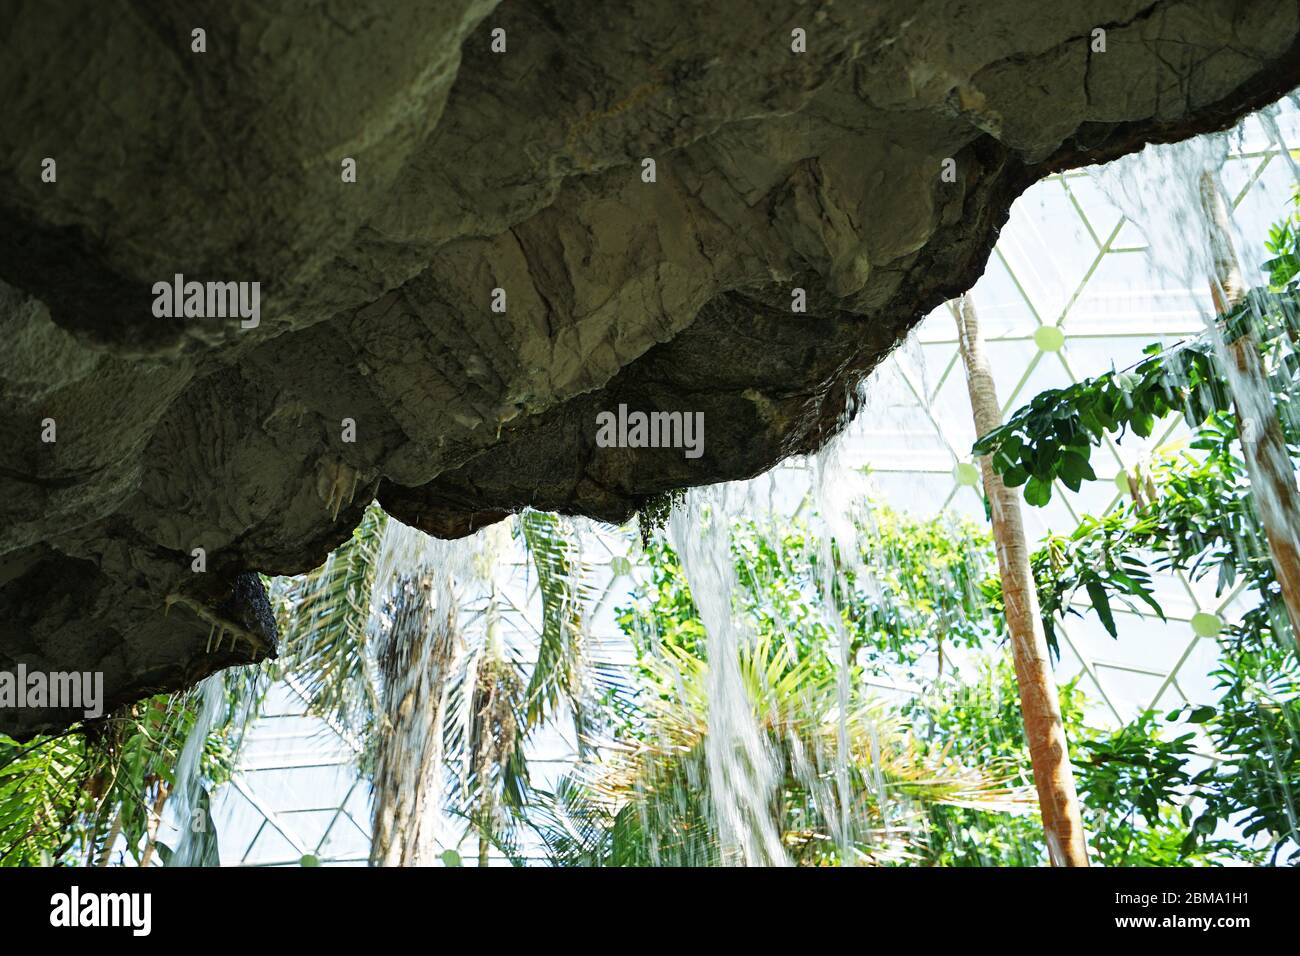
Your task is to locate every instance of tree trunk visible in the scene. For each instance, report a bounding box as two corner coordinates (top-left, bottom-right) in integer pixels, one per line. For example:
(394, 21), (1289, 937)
(474, 697), (497, 869)
(95, 808), (124, 867)
(369, 575), (457, 866)
(954, 295), (1090, 867)
(1200, 173), (1300, 651)
(139, 784), (170, 867)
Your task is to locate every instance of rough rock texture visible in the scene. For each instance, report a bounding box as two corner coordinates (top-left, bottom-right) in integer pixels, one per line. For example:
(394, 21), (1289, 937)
(1, 0), (1298, 737)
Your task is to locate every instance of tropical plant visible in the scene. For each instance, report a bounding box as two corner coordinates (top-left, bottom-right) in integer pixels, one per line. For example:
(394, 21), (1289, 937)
(274, 503), (596, 866)
(593, 505), (1252, 866)
(564, 511), (1074, 865)
(533, 632), (1029, 866)
(0, 673), (257, 867)
(970, 195), (1300, 864)
(1263, 184), (1300, 291)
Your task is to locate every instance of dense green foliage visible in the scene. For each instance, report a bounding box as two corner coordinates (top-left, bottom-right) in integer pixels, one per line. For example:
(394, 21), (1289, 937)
(971, 290), (1298, 508)
(969, 198), (1300, 864)
(550, 506), (1236, 865)
(914, 661), (1236, 866)
(0, 679), (252, 866)
(536, 620), (1025, 866)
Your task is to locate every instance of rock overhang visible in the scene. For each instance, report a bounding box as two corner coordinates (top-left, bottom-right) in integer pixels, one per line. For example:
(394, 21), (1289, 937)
(1, 0), (1298, 737)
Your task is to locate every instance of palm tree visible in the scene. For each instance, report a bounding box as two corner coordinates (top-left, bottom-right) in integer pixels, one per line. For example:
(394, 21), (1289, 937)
(532, 632), (1029, 866)
(441, 512), (600, 864)
(276, 503), (593, 866)
(368, 573), (459, 866)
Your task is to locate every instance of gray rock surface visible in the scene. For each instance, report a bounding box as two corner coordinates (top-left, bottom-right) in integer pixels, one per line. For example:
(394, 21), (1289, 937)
(1, 0), (1297, 736)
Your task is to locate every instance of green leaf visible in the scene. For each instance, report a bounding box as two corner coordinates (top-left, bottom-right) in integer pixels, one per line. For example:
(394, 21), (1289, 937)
(1001, 465), (1029, 488)
(521, 510), (592, 731)
(1131, 410), (1155, 438)
(1084, 578), (1117, 637)
(1106, 567), (1165, 619)
(1060, 451), (1097, 486)
(1023, 476), (1052, 507)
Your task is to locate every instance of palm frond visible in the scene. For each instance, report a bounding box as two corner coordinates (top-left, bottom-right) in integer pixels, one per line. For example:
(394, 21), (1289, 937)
(277, 503), (387, 734)
(519, 510), (593, 736)
(534, 631), (1029, 865)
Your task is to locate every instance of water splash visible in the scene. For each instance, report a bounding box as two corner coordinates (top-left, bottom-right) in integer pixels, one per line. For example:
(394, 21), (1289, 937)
(1090, 132), (1300, 586)
(167, 675), (225, 866)
(368, 515), (493, 866)
(669, 486), (789, 866)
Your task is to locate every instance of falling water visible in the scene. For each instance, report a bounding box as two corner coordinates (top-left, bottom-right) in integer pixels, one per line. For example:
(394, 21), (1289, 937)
(668, 486), (790, 866)
(1091, 133), (1231, 289)
(1090, 126), (1300, 581)
(367, 514), (491, 866)
(1260, 104), (1300, 185)
(1089, 110), (1300, 857)
(167, 674), (225, 866)
(807, 431), (881, 858)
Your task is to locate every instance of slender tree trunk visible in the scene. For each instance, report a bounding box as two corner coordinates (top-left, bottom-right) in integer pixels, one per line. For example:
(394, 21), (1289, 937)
(469, 588), (514, 869)
(95, 808), (124, 867)
(139, 784), (170, 867)
(1200, 173), (1300, 650)
(474, 702), (497, 868)
(369, 576), (457, 866)
(954, 295), (1090, 867)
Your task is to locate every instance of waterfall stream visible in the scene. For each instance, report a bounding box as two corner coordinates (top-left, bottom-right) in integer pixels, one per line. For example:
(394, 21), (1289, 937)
(669, 486), (790, 866)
